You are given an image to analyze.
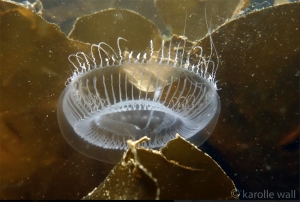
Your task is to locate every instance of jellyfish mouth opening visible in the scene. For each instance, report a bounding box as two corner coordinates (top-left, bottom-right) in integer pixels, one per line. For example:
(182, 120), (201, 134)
(104, 110), (173, 131)
(91, 106), (180, 140)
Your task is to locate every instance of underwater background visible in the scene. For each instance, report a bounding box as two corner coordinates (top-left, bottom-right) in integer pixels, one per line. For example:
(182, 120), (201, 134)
(0, 0), (299, 199)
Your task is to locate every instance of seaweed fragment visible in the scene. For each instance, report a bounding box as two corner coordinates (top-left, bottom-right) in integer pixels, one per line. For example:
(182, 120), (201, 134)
(84, 135), (236, 200)
(68, 8), (162, 52)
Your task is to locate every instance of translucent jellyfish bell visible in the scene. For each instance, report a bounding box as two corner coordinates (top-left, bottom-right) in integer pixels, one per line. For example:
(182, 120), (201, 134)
(57, 37), (221, 164)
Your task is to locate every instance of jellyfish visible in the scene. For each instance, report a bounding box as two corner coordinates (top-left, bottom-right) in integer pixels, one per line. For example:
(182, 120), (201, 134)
(57, 36), (221, 164)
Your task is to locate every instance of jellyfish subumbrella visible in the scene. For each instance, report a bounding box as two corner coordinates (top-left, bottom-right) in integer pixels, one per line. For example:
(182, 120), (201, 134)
(57, 37), (221, 164)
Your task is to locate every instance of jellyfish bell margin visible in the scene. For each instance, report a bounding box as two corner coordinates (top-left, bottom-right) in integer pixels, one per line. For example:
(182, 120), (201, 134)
(57, 38), (221, 164)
